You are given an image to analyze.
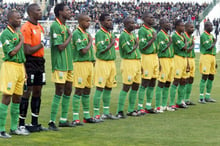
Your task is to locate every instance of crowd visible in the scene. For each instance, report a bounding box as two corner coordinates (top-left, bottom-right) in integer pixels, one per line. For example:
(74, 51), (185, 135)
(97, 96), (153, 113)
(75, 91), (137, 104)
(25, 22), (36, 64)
(0, 1), (209, 32)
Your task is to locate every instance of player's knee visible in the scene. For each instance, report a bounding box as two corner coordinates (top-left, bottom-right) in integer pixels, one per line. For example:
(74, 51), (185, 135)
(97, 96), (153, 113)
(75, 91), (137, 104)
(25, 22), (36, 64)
(208, 74), (214, 81)
(158, 81), (165, 88)
(64, 82), (72, 96)
(83, 87), (91, 95)
(122, 84), (130, 92)
(55, 85), (64, 96)
(189, 77), (194, 84)
(165, 81), (171, 88)
(97, 87), (104, 92)
(149, 78), (156, 87)
(202, 74), (209, 81)
(180, 78), (186, 85)
(131, 83), (139, 91)
(75, 88), (83, 96)
(2, 95), (11, 105)
(141, 79), (149, 88)
(172, 78), (179, 87)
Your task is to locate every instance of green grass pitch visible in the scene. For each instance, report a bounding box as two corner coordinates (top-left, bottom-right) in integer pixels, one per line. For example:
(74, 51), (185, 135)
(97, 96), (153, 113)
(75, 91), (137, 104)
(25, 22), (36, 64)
(1, 49), (220, 146)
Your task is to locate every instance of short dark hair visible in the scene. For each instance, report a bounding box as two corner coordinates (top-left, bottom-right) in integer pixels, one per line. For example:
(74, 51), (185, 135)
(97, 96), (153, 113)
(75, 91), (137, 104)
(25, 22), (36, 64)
(54, 3), (66, 17)
(99, 13), (110, 22)
(27, 3), (39, 15)
(123, 17), (132, 25)
(141, 12), (150, 19)
(204, 21), (212, 29)
(185, 21), (193, 28)
(174, 19), (183, 28)
(7, 10), (18, 20)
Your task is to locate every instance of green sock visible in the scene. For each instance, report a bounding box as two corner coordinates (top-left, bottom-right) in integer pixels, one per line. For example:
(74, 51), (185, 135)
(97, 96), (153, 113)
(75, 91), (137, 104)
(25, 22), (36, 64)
(162, 87), (169, 107)
(10, 103), (20, 131)
(137, 86), (146, 110)
(93, 89), (102, 116)
(128, 90), (138, 112)
(146, 87), (154, 110)
(177, 85), (185, 105)
(82, 94), (90, 119)
(199, 79), (206, 99)
(103, 89), (111, 115)
(205, 79), (213, 99)
(169, 85), (177, 106)
(50, 94), (61, 122)
(117, 90), (128, 113)
(155, 86), (162, 108)
(0, 103), (8, 131)
(72, 94), (81, 121)
(185, 83), (192, 102)
(60, 95), (70, 123)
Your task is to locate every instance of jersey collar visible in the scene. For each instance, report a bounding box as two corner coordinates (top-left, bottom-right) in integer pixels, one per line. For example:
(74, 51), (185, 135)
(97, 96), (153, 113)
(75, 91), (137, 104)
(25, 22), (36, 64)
(161, 29), (168, 35)
(204, 31), (210, 35)
(56, 18), (63, 25)
(124, 29), (132, 35)
(143, 24), (151, 30)
(78, 26), (86, 34)
(101, 27), (110, 34)
(7, 25), (15, 33)
(184, 32), (191, 38)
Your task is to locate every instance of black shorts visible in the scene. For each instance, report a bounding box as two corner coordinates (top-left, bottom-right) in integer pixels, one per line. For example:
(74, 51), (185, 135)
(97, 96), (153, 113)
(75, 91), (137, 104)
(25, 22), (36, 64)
(25, 55), (46, 86)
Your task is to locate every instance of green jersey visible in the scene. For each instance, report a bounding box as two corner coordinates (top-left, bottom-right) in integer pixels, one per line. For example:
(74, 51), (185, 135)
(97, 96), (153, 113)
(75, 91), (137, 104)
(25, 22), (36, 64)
(72, 27), (95, 62)
(183, 32), (195, 58)
(172, 31), (187, 57)
(119, 30), (141, 59)
(95, 27), (116, 60)
(200, 31), (216, 55)
(138, 24), (157, 54)
(50, 18), (73, 72)
(157, 29), (174, 58)
(0, 25), (25, 63)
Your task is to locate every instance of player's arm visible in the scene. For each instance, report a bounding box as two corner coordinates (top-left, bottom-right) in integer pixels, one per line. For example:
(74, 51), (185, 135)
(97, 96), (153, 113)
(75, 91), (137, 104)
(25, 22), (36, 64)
(201, 35), (216, 51)
(143, 32), (156, 51)
(187, 38), (195, 53)
(161, 35), (172, 53)
(172, 34), (186, 51)
(9, 33), (24, 56)
(80, 33), (93, 54)
(181, 35), (188, 51)
(100, 36), (115, 54)
(128, 34), (138, 54)
(57, 28), (72, 51)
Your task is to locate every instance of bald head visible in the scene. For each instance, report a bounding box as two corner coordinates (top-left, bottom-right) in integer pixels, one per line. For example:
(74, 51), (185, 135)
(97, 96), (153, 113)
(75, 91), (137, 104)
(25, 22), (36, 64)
(159, 18), (168, 27)
(7, 10), (18, 20)
(78, 14), (89, 23)
(123, 17), (133, 26)
(27, 3), (39, 15)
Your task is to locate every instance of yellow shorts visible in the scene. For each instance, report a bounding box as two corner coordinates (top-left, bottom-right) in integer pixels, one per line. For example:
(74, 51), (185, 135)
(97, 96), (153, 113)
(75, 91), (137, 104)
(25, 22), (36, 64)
(73, 62), (93, 88)
(141, 54), (159, 79)
(94, 59), (117, 88)
(0, 62), (25, 95)
(199, 54), (216, 75)
(121, 59), (141, 85)
(174, 55), (189, 79)
(52, 70), (73, 84)
(187, 58), (195, 77)
(158, 58), (174, 83)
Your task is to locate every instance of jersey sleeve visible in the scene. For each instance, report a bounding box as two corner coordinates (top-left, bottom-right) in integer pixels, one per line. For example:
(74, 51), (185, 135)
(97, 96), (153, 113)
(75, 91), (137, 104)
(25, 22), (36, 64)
(172, 34), (185, 50)
(200, 34), (212, 50)
(119, 33), (133, 53)
(72, 31), (86, 51)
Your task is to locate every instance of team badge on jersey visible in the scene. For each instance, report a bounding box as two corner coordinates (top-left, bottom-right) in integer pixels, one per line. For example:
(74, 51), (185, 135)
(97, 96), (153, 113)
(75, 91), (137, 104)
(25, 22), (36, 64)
(33, 30), (36, 34)
(5, 40), (9, 45)
(7, 82), (12, 90)
(53, 33), (57, 38)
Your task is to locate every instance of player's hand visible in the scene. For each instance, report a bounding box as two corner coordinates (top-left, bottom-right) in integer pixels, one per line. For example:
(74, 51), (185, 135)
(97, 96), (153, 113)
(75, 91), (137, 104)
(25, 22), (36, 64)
(169, 35), (172, 43)
(152, 32), (157, 40)
(216, 63), (218, 69)
(213, 38), (217, 44)
(111, 37), (116, 44)
(88, 33), (93, 42)
(67, 28), (72, 37)
(19, 33), (24, 43)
